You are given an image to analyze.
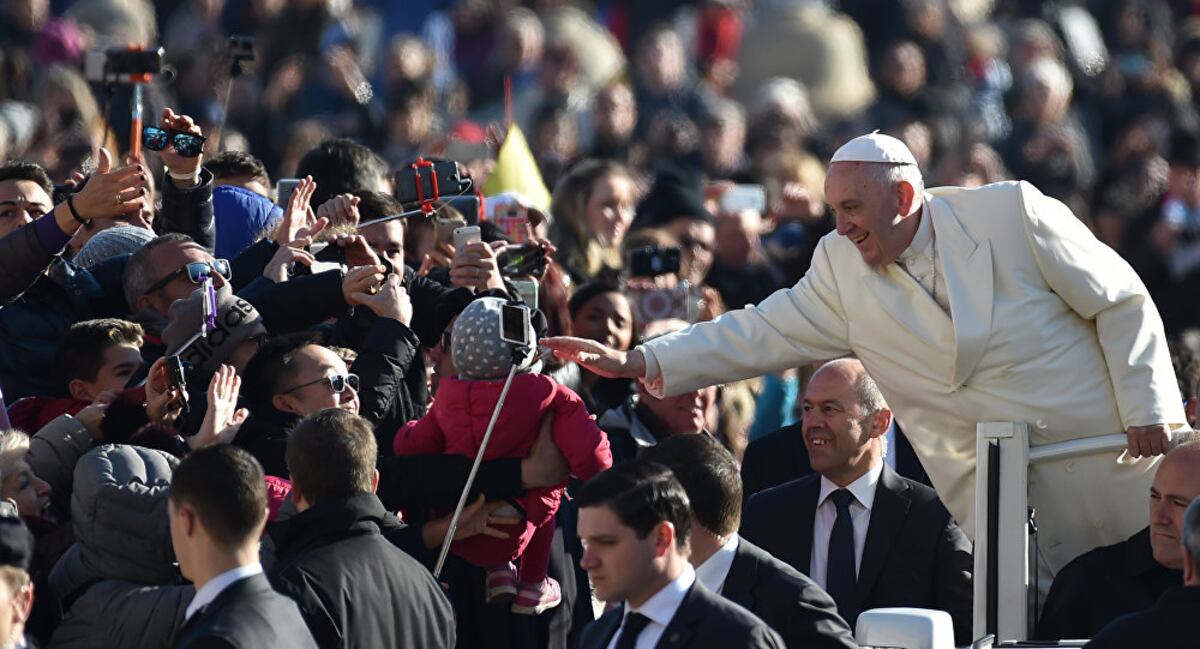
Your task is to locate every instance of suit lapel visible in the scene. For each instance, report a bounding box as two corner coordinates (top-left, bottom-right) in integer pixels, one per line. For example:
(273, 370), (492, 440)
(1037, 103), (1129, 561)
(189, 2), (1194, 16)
(596, 605), (625, 648)
(927, 194), (994, 389)
(655, 584), (705, 649)
(721, 539), (760, 610)
(862, 267), (952, 351)
(854, 467), (911, 615)
(795, 477), (819, 576)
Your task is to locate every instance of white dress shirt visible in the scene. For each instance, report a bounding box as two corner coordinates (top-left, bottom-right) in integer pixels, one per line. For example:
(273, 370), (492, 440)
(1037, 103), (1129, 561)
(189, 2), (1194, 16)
(693, 534), (740, 594)
(809, 462), (884, 590)
(605, 563), (696, 649)
(184, 562), (264, 621)
(894, 206), (950, 314)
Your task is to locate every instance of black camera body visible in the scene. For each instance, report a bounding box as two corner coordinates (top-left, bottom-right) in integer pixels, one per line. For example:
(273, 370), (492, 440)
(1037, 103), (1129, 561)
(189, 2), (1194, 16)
(85, 47), (164, 82)
(394, 159), (471, 208)
(628, 245), (682, 278)
(498, 243), (547, 278)
(229, 35), (255, 63)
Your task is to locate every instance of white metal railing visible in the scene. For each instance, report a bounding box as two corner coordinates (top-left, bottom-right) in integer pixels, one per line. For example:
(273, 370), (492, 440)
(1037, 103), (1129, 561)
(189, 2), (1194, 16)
(972, 424), (1127, 643)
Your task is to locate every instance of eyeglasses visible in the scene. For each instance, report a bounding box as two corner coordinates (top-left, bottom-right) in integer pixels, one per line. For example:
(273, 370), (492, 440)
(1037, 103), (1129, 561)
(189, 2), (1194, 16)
(142, 126), (207, 158)
(144, 259), (232, 295)
(281, 373), (359, 396)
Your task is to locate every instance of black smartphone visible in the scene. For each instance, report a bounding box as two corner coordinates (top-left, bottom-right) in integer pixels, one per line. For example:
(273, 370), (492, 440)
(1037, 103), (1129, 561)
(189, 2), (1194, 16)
(497, 243), (547, 278)
(628, 245), (682, 278)
(166, 355), (187, 391)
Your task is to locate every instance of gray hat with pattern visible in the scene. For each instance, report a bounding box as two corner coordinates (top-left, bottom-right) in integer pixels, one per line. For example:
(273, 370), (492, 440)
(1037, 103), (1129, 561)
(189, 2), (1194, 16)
(452, 297), (536, 380)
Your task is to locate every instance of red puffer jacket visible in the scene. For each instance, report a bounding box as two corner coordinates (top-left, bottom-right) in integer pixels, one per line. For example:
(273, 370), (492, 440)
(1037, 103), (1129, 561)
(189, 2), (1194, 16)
(394, 373), (612, 568)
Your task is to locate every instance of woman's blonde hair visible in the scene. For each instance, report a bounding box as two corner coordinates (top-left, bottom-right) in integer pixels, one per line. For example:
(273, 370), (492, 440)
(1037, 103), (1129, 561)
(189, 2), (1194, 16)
(0, 431), (30, 486)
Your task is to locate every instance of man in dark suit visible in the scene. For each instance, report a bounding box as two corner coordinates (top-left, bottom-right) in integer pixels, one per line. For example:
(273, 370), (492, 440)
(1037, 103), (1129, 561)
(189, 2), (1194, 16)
(269, 408), (456, 649)
(740, 359), (972, 644)
(1086, 497), (1200, 648)
(576, 460), (784, 648)
(1037, 439), (1200, 640)
(742, 413), (929, 501)
(643, 434), (858, 648)
(168, 446), (317, 649)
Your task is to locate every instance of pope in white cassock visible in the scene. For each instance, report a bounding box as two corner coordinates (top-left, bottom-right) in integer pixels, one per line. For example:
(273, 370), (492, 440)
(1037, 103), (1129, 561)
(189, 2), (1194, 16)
(543, 132), (1190, 576)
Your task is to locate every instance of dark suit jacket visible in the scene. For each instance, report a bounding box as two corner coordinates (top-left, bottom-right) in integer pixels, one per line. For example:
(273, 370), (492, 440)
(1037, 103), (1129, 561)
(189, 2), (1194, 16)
(1085, 585), (1200, 648)
(722, 537), (858, 649)
(579, 580), (784, 649)
(740, 465), (973, 645)
(172, 573), (318, 649)
(1035, 526), (1181, 640)
(741, 422), (929, 501)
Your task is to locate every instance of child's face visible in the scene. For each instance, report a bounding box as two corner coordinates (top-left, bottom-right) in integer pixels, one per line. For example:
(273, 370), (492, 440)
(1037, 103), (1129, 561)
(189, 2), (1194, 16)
(78, 343), (144, 400)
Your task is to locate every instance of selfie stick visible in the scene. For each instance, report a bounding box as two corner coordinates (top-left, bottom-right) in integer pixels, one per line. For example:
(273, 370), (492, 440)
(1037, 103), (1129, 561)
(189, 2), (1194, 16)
(433, 361), (521, 579)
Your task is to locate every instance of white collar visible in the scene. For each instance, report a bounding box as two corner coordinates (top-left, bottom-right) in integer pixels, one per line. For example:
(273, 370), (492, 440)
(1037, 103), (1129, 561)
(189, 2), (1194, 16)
(694, 534), (740, 594)
(625, 562), (696, 629)
(897, 201), (934, 263)
(185, 562), (263, 620)
(817, 461), (884, 512)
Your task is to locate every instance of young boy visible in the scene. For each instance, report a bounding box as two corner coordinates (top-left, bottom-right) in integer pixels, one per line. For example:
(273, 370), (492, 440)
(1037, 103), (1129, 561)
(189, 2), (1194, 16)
(7, 319), (145, 432)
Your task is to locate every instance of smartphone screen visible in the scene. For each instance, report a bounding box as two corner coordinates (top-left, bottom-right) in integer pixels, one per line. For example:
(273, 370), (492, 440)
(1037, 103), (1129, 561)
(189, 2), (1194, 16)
(500, 304), (531, 346)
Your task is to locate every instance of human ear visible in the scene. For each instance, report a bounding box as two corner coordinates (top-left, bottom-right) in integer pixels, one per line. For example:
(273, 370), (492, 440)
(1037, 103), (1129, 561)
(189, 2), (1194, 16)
(68, 379), (94, 402)
(897, 180), (918, 216)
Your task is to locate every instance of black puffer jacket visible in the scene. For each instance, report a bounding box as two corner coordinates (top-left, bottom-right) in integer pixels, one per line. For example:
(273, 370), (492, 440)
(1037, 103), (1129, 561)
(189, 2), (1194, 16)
(47, 444), (193, 649)
(267, 494), (455, 649)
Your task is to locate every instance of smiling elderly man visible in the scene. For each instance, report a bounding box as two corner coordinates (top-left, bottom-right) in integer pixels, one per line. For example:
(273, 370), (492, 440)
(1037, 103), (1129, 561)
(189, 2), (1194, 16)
(544, 131), (1189, 578)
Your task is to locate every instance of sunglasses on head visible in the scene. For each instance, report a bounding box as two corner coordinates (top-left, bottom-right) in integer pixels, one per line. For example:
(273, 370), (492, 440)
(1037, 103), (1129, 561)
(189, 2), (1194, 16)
(142, 126), (206, 157)
(282, 373), (360, 395)
(145, 259), (232, 295)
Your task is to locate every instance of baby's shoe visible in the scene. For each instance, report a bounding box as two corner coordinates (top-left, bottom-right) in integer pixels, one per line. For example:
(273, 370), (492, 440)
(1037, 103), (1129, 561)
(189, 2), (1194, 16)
(511, 577), (562, 615)
(486, 562), (518, 603)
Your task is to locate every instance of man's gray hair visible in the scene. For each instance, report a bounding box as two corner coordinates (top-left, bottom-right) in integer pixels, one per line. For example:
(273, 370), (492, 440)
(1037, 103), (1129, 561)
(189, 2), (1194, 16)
(862, 162), (925, 199)
(1183, 497), (1200, 570)
(122, 233), (194, 310)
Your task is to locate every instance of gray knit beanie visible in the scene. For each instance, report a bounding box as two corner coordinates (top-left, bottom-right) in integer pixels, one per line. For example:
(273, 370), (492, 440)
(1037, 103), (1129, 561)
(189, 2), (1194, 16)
(73, 225), (155, 268)
(162, 283), (264, 375)
(452, 297), (536, 380)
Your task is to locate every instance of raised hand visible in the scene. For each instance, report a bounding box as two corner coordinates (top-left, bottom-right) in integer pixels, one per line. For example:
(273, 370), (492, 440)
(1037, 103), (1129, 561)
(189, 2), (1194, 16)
(69, 148), (149, 221)
(158, 108), (204, 183)
(274, 176), (317, 246)
(316, 193), (361, 227)
(450, 240), (505, 292)
(349, 273), (412, 324)
(193, 365), (249, 449)
(342, 264), (387, 305)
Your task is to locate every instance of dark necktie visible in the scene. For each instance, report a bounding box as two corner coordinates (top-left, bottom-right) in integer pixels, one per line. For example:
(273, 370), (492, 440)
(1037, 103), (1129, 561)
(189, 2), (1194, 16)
(825, 488), (858, 619)
(614, 611), (652, 649)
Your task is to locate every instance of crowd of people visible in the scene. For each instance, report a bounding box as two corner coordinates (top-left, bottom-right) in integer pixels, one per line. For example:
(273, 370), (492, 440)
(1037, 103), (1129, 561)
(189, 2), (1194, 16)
(0, 0), (1199, 647)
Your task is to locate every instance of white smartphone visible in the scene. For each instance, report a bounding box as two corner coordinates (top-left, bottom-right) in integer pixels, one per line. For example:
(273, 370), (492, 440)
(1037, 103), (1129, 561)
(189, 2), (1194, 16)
(511, 278), (539, 310)
(276, 178), (301, 207)
(453, 225), (481, 250)
(720, 184), (767, 214)
(499, 303), (532, 347)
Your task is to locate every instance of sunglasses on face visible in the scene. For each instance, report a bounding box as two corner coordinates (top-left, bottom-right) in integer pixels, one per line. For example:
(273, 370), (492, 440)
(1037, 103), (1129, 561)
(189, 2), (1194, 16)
(145, 259), (232, 295)
(282, 373), (360, 396)
(142, 126), (207, 157)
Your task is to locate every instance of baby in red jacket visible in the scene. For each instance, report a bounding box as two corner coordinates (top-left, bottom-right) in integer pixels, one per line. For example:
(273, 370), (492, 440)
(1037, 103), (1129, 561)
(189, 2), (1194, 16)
(394, 298), (612, 615)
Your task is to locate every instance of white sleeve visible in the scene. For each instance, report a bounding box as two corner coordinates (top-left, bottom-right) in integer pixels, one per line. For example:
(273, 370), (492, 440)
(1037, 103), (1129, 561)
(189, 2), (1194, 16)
(640, 236), (852, 397)
(1020, 182), (1187, 429)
